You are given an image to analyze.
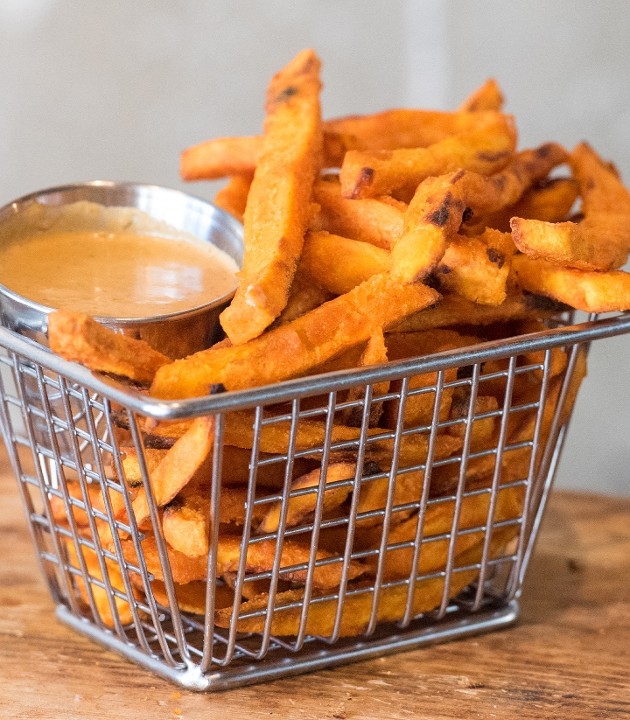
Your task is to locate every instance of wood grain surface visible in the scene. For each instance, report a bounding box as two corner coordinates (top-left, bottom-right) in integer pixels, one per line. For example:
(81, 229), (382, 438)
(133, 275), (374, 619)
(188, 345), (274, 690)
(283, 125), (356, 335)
(1, 443), (629, 719)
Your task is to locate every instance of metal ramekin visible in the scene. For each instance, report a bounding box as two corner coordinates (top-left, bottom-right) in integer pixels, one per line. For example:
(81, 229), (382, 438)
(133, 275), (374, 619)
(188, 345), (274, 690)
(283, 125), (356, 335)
(0, 181), (243, 359)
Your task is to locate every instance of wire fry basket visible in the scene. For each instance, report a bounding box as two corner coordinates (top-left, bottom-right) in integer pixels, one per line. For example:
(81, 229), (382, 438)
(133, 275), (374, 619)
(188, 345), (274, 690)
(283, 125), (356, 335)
(1, 313), (629, 691)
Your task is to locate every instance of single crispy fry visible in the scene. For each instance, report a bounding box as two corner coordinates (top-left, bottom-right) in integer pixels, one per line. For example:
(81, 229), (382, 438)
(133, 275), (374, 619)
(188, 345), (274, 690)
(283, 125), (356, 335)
(339, 114), (516, 199)
(215, 535), (365, 590)
(513, 255), (630, 312)
(149, 579), (234, 613)
(300, 230), (390, 295)
(383, 329), (482, 431)
(131, 415), (215, 526)
(275, 266), (333, 324)
(458, 78), (504, 112)
(478, 177), (579, 233)
(219, 49), (324, 344)
(435, 229), (514, 305)
(213, 174), (253, 222)
(338, 329), (389, 428)
(121, 535), (207, 584)
(363, 485), (523, 581)
(48, 310), (170, 384)
(64, 538), (137, 627)
(325, 109), (511, 156)
(152, 274), (439, 397)
(311, 177), (404, 249)
(163, 491), (210, 559)
(181, 135), (262, 181)
(259, 463), (356, 534)
(511, 143), (630, 270)
(392, 291), (562, 333)
(391, 143), (568, 282)
(447, 392), (499, 452)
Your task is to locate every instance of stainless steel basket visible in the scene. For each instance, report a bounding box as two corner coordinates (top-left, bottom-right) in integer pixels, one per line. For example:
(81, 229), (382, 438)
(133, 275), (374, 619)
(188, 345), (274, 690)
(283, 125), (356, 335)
(2, 312), (629, 691)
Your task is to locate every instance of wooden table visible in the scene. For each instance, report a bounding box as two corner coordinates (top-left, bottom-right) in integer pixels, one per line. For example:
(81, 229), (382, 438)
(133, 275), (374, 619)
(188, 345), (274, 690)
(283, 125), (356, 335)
(1, 444), (629, 719)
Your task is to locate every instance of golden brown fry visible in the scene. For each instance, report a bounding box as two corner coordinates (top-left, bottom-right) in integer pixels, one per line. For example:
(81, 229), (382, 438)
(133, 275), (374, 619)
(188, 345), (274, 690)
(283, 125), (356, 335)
(339, 114), (516, 199)
(213, 174), (253, 222)
(258, 463), (357, 534)
(391, 143), (568, 283)
(48, 310), (170, 384)
(325, 109), (511, 155)
(64, 538), (137, 627)
(300, 230), (391, 295)
(338, 330), (389, 427)
(479, 177), (579, 232)
(447, 392), (499, 452)
(458, 78), (504, 113)
(511, 143), (630, 270)
(435, 229), (514, 305)
(149, 579), (234, 613)
(512, 255), (630, 312)
(275, 266), (333, 324)
(391, 291), (561, 333)
(219, 49), (324, 344)
(131, 416), (214, 526)
(215, 535), (365, 590)
(152, 274), (439, 397)
(181, 135), (262, 181)
(163, 491), (210, 559)
(311, 177), (404, 249)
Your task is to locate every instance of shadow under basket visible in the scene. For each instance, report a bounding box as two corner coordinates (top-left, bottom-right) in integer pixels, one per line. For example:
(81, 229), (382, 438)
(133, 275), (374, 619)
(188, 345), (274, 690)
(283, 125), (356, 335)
(1, 311), (629, 691)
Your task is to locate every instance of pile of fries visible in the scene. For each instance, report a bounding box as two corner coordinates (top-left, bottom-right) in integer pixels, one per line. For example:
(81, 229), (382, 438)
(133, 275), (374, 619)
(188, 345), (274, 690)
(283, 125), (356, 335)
(47, 49), (630, 638)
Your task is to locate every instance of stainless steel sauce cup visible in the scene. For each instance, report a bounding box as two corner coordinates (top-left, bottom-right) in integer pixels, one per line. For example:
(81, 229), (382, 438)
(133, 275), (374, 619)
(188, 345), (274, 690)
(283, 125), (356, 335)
(0, 181), (243, 358)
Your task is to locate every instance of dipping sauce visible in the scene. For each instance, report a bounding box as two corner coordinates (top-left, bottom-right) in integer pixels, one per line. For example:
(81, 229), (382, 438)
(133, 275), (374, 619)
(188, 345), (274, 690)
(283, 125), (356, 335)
(0, 202), (239, 319)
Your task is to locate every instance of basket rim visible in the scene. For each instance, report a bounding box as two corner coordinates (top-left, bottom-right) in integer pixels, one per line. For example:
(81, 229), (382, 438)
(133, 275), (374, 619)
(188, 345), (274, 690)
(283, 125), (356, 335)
(1, 311), (629, 419)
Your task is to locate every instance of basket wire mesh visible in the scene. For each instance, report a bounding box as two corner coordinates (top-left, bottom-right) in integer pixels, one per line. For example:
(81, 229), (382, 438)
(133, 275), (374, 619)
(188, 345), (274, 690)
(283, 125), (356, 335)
(1, 312), (629, 690)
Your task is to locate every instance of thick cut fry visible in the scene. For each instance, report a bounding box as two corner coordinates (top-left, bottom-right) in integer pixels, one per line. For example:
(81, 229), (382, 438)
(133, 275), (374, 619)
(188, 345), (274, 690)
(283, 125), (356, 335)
(363, 485), (523, 580)
(512, 255), (630, 312)
(213, 174), (253, 222)
(163, 491), (210, 559)
(511, 143), (630, 270)
(152, 274), (439, 397)
(219, 49), (323, 344)
(447, 392), (499, 452)
(311, 177), (404, 249)
(478, 177), (579, 233)
(258, 463), (357, 534)
(325, 109), (511, 156)
(275, 266), (333, 324)
(458, 78), (504, 113)
(215, 531), (514, 637)
(338, 330), (389, 427)
(149, 580), (234, 613)
(121, 536), (208, 584)
(300, 230), (391, 295)
(48, 310), (169, 384)
(215, 535), (365, 590)
(131, 416), (215, 526)
(340, 114), (516, 199)
(392, 291), (563, 333)
(383, 329), (482, 431)
(435, 229), (514, 305)
(64, 539), (136, 627)
(391, 143), (568, 282)
(181, 135), (262, 181)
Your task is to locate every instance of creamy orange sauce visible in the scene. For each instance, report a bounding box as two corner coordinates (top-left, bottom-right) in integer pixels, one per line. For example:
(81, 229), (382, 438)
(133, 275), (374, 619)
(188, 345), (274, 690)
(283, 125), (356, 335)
(0, 229), (238, 318)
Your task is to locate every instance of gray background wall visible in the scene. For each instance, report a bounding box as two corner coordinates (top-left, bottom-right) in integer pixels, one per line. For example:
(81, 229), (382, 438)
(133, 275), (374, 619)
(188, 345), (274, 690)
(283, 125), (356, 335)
(0, 0), (627, 494)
